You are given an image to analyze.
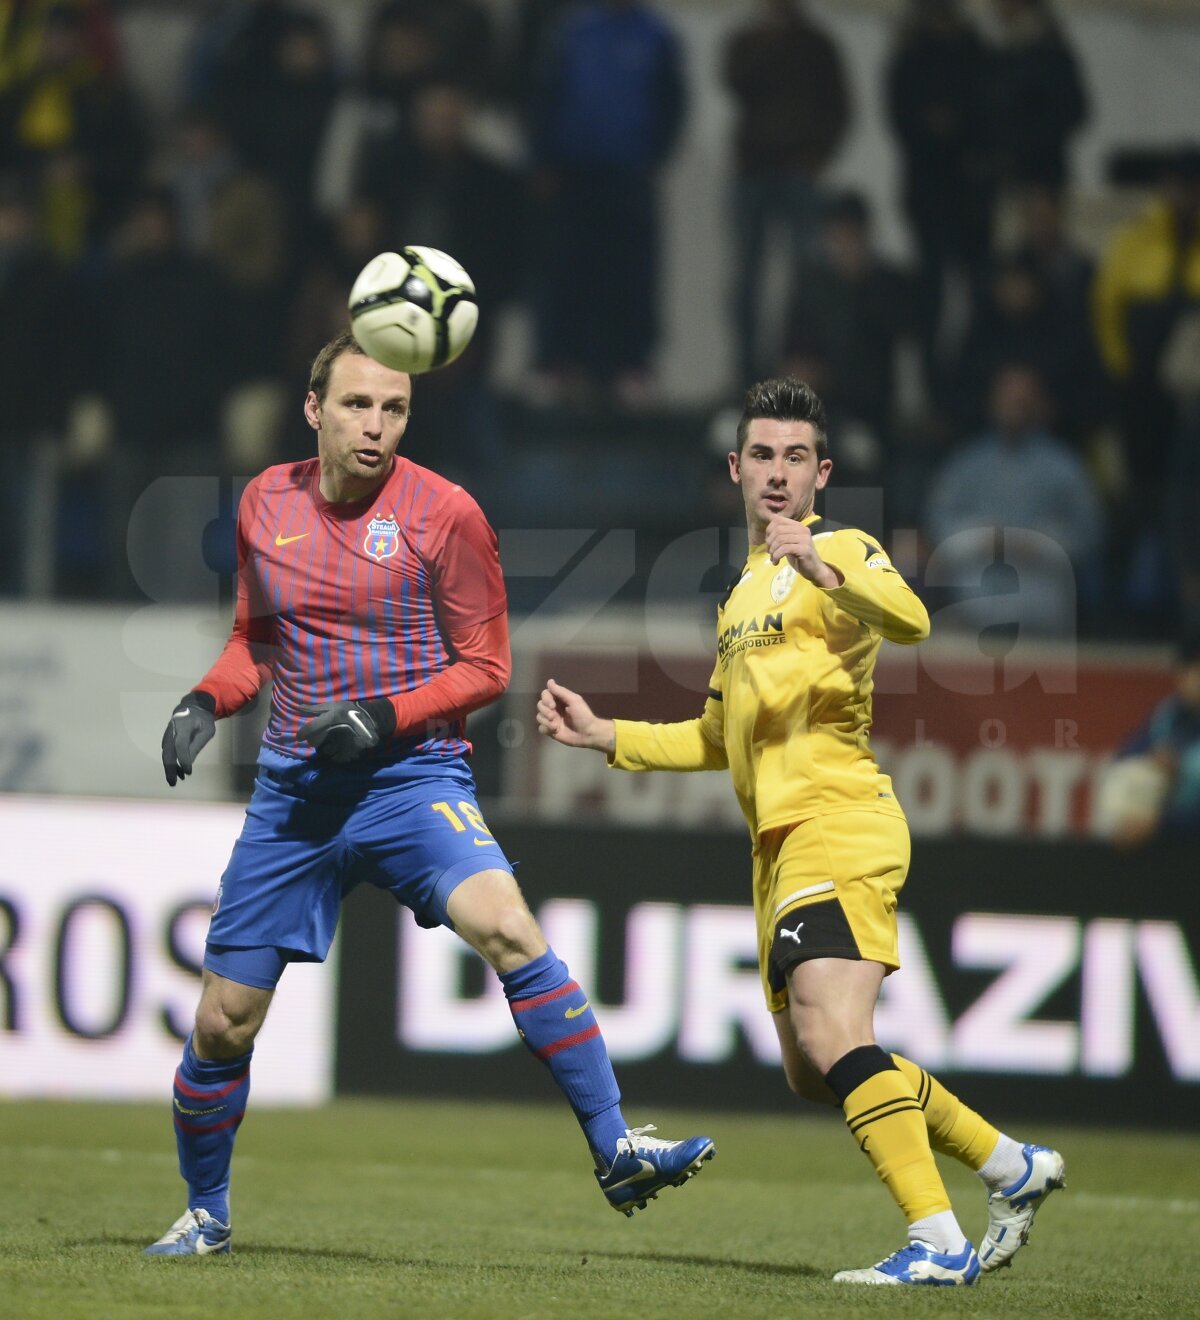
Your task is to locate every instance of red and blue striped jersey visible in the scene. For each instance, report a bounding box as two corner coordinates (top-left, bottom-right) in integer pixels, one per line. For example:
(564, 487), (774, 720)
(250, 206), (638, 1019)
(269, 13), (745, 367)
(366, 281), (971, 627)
(197, 455), (507, 762)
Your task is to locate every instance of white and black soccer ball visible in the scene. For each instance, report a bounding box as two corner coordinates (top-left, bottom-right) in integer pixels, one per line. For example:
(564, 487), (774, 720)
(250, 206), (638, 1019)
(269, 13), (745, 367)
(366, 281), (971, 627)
(348, 246), (478, 374)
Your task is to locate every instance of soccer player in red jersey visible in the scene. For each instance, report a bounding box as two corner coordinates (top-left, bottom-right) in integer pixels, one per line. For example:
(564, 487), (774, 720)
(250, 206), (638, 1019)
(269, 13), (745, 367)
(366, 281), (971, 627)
(145, 331), (714, 1256)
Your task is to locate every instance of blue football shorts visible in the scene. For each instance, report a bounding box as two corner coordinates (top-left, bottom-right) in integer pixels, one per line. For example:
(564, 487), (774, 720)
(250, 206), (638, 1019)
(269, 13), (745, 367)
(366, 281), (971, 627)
(204, 751), (513, 989)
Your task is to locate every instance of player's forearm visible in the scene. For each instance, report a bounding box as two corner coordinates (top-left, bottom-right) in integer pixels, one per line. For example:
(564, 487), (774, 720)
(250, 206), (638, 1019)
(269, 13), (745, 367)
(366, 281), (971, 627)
(195, 638), (269, 718)
(609, 717), (727, 773)
(578, 718), (616, 754)
(386, 654), (509, 735)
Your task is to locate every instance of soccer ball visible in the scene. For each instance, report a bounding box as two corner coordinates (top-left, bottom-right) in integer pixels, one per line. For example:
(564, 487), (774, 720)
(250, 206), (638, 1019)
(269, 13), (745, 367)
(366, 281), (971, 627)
(348, 246), (478, 374)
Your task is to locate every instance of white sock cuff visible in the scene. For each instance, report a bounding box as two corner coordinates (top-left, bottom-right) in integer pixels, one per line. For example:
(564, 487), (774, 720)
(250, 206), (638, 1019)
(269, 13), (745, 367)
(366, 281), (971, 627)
(907, 1209), (968, 1255)
(978, 1133), (1026, 1187)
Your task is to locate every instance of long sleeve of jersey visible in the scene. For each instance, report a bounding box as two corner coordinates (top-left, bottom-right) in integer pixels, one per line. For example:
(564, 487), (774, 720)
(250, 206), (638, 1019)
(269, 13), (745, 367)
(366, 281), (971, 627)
(386, 611), (511, 735)
(610, 665), (728, 773)
(195, 482), (273, 718)
(816, 531), (930, 645)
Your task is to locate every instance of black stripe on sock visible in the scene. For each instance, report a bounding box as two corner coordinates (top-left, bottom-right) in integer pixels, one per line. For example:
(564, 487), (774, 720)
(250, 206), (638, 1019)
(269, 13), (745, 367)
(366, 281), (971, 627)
(846, 1095), (913, 1125)
(824, 1044), (898, 1104)
(847, 1101), (923, 1136)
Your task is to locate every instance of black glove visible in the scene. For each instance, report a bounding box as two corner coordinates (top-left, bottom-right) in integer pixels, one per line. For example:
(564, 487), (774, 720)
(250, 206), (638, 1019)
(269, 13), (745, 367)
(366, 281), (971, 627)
(162, 690), (217, 786)
(298, 698), (397, 764)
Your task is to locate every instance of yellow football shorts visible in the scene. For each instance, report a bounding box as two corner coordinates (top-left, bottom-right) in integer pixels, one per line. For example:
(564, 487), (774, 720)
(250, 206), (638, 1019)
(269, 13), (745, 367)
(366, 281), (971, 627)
(753, 809), (910, 1014)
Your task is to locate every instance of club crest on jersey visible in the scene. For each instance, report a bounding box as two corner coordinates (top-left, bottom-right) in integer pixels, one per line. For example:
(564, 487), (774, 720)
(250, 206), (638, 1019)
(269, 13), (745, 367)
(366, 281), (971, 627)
(771, 564), (797, 602)
(364, 516), (400, 561)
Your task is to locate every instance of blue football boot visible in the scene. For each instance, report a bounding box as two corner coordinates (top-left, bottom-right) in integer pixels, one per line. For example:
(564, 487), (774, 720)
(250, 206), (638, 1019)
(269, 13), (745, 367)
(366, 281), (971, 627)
(144, 1208), (232, 1256)
(596, 1124), (715, 1216)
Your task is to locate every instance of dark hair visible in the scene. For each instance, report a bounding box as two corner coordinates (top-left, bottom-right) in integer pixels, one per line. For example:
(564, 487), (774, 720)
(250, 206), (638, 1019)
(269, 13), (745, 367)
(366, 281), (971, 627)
(308, 330), (369, 401)
(736, 377), (828, 457)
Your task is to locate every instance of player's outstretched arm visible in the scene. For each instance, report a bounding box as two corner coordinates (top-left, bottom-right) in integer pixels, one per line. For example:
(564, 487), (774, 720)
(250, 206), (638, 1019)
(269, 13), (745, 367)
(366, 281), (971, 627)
(161, 691), (217, 786)
(536, 678), (616, 754)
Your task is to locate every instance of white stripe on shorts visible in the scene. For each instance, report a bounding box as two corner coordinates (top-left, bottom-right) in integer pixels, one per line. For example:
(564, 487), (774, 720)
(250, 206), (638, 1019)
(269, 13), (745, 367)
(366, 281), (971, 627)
(773, 879), (836, 919)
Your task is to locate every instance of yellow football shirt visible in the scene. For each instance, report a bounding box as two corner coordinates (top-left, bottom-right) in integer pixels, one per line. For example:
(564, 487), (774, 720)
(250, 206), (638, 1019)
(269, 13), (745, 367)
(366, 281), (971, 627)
(610, 516), (929, 837)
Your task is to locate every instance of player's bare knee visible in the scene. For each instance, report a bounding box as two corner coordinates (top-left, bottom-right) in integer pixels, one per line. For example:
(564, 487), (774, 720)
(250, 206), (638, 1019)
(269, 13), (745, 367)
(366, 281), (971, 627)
(193, 1003), (237, 1055)
(479, 904), (545, 970)
(194, 994), (262, 1057)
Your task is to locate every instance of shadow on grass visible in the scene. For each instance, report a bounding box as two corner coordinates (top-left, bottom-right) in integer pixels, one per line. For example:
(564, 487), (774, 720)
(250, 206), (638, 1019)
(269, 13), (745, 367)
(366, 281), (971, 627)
(581, 1249), (823, 1279)
(82, 1237), (821, 1278)
(79, 1236), (406, 1265)
(81, 1237), (579, 1270)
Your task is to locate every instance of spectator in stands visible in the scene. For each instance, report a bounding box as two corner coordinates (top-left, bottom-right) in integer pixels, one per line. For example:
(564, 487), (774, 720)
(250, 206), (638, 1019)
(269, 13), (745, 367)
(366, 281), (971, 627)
(948, 250), (1098, 441)
(103, 193), (226, 418)
(1160, 306), (1200, 632)
(1097, 630), (1200, 847)
(185, 0), (309, 106)
(984, 0), (1088, 193)
(885, 0), (991, 386)
(84, 188), (227, 454)
(781, 190), (914, 444)
(0, 0), (122, 85)
(0, 171), (71, 594)
(160, 107), (291, 445)
(165, 107), (286, 280)
(1010, 183), (1093, 336)
(511, 0), (578, 111)
(286, 195), (388, 385)
(316, 3), (446, 218)
(722, 0), (850, 388)
(0, 1), (145, 262)
(361, 80), (526, 473)
(528, 0), (686, 410)
(355, 82), (526, 319)
(923, 362), (1103, 636)
(1005, 185), (1109, 441)
(1093, 146), (1200, 616)
(209, 10), (338, 260)
(391, 0), (498, 99)
(1093, 147), (1200, 455)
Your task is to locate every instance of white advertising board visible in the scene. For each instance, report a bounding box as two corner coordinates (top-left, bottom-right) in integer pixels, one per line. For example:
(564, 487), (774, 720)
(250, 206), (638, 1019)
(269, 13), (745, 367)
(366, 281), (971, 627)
(0, 796), (334, 1104)
(0, 603), (245, 800)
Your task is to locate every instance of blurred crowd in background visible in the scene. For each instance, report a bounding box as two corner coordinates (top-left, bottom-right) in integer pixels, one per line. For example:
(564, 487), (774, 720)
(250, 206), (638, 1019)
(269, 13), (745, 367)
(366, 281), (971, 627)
(0, 0), (1198, 645)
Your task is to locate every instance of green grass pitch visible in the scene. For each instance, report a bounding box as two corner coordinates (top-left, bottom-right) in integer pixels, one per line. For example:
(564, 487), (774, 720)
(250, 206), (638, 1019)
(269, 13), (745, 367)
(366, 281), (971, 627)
(2, 1096), (1198, 1319)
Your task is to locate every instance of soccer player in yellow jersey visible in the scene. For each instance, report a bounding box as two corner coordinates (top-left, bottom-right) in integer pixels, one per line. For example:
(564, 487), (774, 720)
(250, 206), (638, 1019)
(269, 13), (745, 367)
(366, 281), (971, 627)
(537, 378), (1065, 1286)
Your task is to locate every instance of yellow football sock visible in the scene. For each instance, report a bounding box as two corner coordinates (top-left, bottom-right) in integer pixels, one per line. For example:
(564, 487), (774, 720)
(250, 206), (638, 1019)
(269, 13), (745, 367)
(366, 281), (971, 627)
(892, 1054), (1001, 1172)
(842, 1068), (952, 1222)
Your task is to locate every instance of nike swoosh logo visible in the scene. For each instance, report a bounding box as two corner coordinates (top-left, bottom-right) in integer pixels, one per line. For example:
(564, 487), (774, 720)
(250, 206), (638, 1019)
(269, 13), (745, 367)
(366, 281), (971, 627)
(173, 1098), (226, 1117)
(565, 1002), (590, 1019)
(275, 532), (310, 547)
(604, 1159), (656, 1191)
(346, 710), (373, 741)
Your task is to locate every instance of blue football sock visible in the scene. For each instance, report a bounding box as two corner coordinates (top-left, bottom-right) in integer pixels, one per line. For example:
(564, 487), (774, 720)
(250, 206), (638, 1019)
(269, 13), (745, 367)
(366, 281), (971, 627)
(501, 948), (628, 1166)
(172, 1034), (252, 1224)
